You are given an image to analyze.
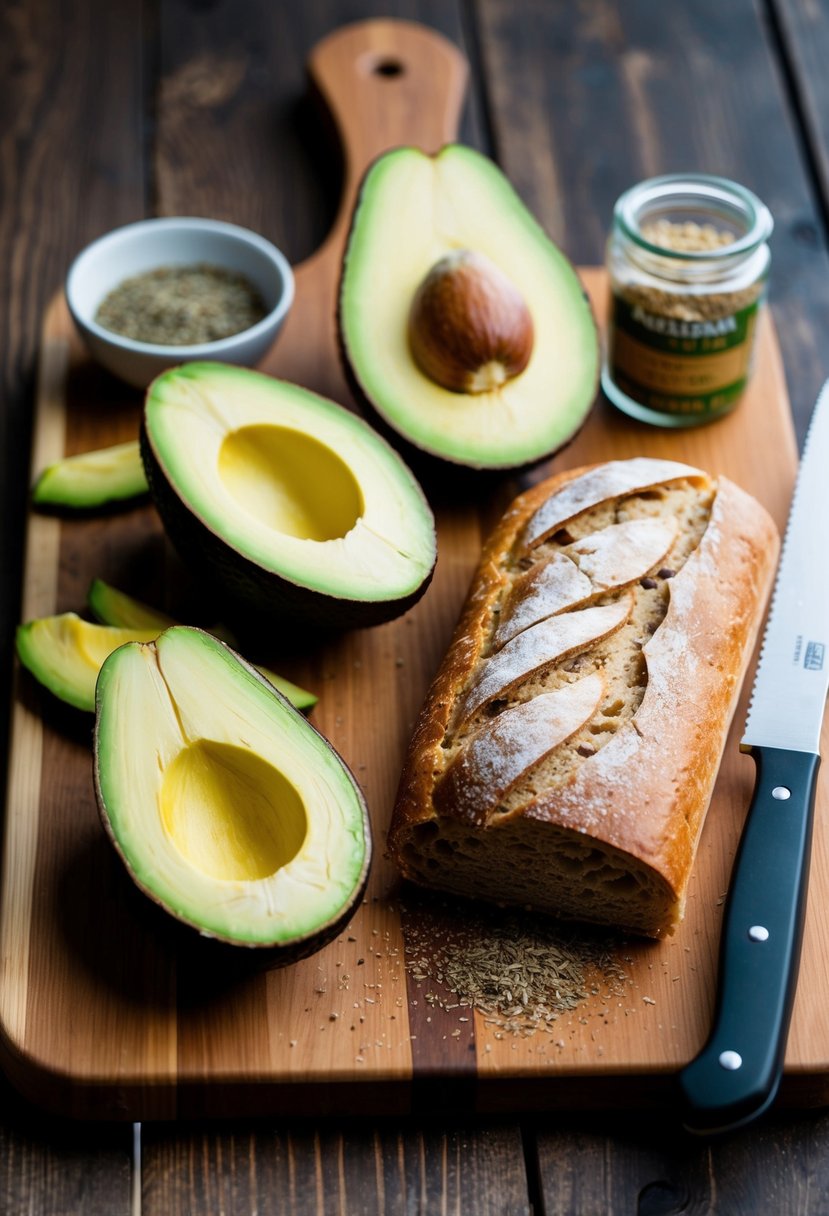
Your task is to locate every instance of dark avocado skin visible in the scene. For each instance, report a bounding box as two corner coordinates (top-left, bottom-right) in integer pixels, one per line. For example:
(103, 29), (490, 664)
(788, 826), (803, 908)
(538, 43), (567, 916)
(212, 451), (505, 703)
(336, 147), (600, 475)
(140, 421), (436, 634)
(104, 833), (372, 974)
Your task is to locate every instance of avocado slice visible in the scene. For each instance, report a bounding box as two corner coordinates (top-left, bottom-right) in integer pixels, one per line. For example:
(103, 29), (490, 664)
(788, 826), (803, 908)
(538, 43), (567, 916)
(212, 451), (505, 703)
(339, 144), (599, 469)
(88, 579), (318, 710)
(16, 609), (316, 713)
(142, 363), (437, 630)
(16, 613), (159, 711)
(88, 579), (173, 632)
(94, 627), (371, 956)
(33, 440), (148, 508)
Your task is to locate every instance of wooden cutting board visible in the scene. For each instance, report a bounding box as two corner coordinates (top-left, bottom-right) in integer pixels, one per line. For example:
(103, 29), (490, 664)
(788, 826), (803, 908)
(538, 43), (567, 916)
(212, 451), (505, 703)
(3, 19), (828, 1121)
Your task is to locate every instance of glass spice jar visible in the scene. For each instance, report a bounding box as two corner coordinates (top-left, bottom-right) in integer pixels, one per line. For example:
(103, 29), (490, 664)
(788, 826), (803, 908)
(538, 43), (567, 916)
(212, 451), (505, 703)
(602, 174), (773, 427)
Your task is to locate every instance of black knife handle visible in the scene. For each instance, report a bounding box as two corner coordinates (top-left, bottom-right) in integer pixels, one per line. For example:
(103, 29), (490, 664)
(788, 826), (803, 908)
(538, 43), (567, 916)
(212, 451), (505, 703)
(678, 746), (820, 1135)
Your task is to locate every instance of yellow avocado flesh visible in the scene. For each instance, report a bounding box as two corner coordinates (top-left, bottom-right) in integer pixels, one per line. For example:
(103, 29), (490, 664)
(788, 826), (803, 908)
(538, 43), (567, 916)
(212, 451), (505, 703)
(146, 364), (436, 602)
(218, 425), (363, 542)
(341, 145), (599, 467)
(160, 741), (307, 882)
(95, 628), (369, 946)
(17, 606), (316, 713)
(16, 614), (159, 711)
(87, 580), (317, 710)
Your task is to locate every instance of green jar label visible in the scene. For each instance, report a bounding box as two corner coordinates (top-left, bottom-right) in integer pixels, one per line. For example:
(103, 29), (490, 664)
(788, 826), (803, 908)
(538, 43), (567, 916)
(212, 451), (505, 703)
(607, 295), (761, 420)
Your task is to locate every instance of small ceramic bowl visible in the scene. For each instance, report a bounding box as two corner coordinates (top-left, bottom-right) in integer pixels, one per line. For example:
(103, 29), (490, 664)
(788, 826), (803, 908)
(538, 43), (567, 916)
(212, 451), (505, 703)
(66, 217), (295, 389)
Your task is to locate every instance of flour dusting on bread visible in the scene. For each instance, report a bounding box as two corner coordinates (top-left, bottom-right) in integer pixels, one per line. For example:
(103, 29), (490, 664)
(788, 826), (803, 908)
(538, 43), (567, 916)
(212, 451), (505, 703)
(387, 458), (779, 938)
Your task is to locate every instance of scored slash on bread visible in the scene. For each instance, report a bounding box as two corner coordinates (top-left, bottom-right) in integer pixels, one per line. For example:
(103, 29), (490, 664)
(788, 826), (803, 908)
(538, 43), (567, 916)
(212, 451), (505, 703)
(458, 596), (632, 725)
(521, 456), (707, 549)
(495, 517), (677, 648)
(435, 673), (605, 827)
(388, 457), (779, 939)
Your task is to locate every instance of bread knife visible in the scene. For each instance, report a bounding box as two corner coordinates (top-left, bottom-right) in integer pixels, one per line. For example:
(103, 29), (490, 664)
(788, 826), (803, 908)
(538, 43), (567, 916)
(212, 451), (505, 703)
(678, 379), (829, 1134)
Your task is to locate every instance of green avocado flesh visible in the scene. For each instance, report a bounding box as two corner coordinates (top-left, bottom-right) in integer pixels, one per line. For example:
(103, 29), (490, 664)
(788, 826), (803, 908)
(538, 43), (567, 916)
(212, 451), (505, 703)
(143, 363), (437, 627)
(88, 579), (317, 710)
(16, 606), (316, 713)
(340, 144), (599, 468)
(94, 627), (370, 949)
(33, 440), (148, 508)
(88, 580), (175, 632)
(16, 614), (159, 711)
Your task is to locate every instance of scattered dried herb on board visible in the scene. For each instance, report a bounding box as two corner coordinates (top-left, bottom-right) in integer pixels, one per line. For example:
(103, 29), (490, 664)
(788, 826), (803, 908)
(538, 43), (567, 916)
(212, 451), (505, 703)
(94, 264), (267, 345)
(401, 894), (628, 1036)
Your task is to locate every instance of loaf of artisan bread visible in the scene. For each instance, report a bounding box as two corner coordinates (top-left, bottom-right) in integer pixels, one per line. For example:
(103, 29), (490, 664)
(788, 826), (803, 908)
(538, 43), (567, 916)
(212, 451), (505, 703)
(387, 457), (779, 938)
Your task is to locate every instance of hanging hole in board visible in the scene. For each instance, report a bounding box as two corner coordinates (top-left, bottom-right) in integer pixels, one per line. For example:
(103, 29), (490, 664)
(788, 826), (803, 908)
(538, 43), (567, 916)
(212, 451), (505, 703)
(357, 53), (405, 78)
(375, 58), (404, 77)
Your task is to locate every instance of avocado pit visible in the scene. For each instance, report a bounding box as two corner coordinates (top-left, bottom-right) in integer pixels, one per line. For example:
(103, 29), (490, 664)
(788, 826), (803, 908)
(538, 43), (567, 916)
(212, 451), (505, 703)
(408, 249), (535, 394)
(339, 144), (599, 469)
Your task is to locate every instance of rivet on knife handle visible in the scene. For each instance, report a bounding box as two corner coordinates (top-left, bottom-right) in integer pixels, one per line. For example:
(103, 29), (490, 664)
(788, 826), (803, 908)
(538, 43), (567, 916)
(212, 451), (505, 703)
(678, 745), (820, 1134)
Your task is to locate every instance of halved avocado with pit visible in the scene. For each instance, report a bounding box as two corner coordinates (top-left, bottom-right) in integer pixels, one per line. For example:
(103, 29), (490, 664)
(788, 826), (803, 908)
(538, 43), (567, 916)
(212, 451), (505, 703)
(94, 626), (371, 959)
(339, 144), (599, 469)
(142, 363), (437, 630)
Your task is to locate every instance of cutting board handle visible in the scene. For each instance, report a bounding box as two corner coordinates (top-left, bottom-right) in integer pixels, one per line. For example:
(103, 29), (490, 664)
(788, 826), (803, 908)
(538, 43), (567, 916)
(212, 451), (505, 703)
(307, 19), (468, 256)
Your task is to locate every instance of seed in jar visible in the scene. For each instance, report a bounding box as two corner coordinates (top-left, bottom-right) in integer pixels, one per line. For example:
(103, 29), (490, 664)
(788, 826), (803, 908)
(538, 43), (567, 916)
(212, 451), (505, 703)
(640, 219), (736, 253)
(94, 264), (267, 345)
(614, 216), (763, 323)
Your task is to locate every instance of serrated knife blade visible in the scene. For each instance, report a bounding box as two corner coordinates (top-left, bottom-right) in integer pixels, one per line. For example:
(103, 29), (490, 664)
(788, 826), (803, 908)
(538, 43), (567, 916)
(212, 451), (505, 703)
(742, 381), (829, 753)
(679, 380), (829, 1135)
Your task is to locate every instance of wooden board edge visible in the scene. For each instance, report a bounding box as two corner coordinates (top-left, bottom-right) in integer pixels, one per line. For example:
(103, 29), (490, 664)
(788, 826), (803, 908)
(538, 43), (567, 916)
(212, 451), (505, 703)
(4, 276), (828, 1122)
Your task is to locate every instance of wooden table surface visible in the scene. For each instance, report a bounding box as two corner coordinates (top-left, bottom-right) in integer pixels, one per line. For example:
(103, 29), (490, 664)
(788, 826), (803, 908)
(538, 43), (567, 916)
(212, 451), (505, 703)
(3, 1), (829, 1212)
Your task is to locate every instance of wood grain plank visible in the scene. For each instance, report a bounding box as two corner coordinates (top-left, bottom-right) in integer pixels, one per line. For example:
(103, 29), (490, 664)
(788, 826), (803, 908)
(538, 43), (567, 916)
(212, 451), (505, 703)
(142, 1118), (530, 1216)
(476, 0), (829, 445)
(0, 0), (148, 666)
(530, 1115), (714, 1216)
(0, 1074), (132, 1216)
(154, 0), (487, 258)
(534, 1107), (829, 1216)
(0, 0), (145, 1205)
(773, 0), (829, 227)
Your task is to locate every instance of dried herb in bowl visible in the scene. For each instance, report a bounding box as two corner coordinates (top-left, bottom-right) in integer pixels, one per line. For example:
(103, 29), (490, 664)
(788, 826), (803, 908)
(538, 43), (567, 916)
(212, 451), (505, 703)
(95, 264), (267, 346)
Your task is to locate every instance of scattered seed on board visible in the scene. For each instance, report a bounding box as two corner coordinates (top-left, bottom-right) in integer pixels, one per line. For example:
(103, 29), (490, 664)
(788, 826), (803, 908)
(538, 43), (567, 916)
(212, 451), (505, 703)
(401, 896), (628, 1037)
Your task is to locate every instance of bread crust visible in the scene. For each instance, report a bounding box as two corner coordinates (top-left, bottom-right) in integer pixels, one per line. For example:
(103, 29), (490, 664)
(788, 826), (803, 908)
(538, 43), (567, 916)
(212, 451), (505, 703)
(387, 459), (780, 937)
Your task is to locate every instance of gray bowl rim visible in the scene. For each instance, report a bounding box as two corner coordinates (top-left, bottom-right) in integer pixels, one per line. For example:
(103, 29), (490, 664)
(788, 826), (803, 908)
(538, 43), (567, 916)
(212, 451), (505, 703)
(65, 216), (295, 357)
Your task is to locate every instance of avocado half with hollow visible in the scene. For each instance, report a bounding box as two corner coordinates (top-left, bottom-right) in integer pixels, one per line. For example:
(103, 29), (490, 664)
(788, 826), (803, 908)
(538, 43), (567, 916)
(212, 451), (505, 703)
(94, 626), (371, 958)
(339, 144), (599, 469)
(141, 363), (437, 629)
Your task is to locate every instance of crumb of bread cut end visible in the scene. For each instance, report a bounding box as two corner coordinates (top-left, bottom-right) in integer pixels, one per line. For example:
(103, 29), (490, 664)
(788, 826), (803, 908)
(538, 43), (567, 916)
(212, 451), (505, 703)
(394, 814), (680, 939)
